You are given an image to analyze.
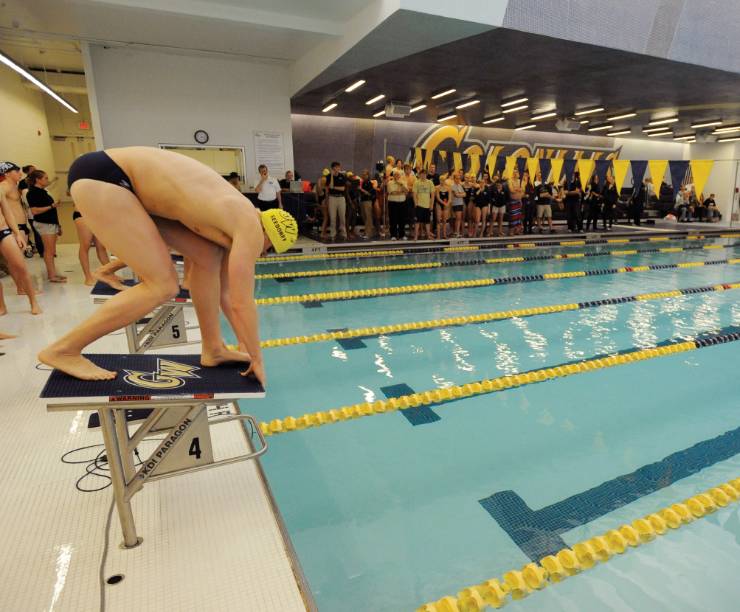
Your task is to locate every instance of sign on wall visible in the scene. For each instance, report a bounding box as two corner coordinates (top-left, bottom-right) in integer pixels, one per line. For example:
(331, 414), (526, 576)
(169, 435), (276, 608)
(253, 130), (285, 177)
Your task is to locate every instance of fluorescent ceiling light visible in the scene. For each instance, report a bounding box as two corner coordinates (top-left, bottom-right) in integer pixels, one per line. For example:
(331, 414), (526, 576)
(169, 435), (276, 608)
(431, 88), (456, 100)
(437, 112), (457, 122)
(501, 97), (528, 107)
(712, 125), (740, 134)
(482, 115), (505, 124)
(607, 111), (637, 120)
(648, 116), (679, 126)
(365, 94), (385, 105)
(372, 109), (385, 118)
(588, 124), (613, 132)
(717, 136), (740, 142)
(409, 104), (427, 113)
(345, 79), (365, 92)
(502, 104), (528, 114)
(0, 51), (78, 113)
(607, 129), (632, 136)
(579, 120), (590, 124)
(647, 131), (672, 137)
(514, 123), (536, 131)
(690, 119), (722, 128)
(531, 110), (557, 120)
(322, 101), (337, 113)
(574, 106), (604, 116)
(643, 126), (671, 133)
(674, 133), (696, 140)
(455, 99), (480, 109)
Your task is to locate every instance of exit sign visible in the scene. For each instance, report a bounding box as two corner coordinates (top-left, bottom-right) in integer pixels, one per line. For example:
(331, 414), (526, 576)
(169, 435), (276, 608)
(79, 120), (90, 130)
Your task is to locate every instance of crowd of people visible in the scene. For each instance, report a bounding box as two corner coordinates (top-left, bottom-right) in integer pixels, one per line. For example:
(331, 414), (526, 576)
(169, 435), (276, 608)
(310, 156), (629, 241)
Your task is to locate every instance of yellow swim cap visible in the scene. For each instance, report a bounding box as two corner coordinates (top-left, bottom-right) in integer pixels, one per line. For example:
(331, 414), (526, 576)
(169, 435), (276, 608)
(260, 209), (298, 253)
(322, 168), (330, 176)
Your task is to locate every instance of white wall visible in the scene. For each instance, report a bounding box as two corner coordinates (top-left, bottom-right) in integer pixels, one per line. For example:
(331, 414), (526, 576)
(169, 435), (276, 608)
(86, 45), (294, 187)
(0, 67), (56, 187)
(687, 142), (740, 224)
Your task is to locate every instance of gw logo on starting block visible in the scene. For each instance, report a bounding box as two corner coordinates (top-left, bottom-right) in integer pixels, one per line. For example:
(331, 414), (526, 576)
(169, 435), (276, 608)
(123, 359), (201, 390)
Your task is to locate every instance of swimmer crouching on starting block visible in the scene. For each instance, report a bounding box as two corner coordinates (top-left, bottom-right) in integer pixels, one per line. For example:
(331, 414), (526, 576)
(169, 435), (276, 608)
(38, 147), (298, 385)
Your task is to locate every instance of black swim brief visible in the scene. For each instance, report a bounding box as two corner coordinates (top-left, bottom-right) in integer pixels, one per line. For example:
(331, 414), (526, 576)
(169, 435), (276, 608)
(17, 223), (29, 234)
(68, 151), (135, 194)
(73, 210), (82, 221)
(0, 227), (13, 242)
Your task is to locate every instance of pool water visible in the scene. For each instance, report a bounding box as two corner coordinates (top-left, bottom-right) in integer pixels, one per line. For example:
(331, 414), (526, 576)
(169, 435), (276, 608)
(227, 236), (740, 611)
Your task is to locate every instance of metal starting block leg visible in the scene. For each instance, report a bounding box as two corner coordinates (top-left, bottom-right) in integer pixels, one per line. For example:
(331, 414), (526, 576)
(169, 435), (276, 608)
(125, 305), (191, 353)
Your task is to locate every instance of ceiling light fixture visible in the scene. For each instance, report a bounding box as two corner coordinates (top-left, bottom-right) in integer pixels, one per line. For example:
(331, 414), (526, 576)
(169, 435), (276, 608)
(607, 111), (637, 121)
(607, 129), (632, 136)
(690, 119), (722, 128)
(482, 115), (505, 124)
(345, 79), (366, 92)
(717, 136), (740, 143)
(514, 123), (536, 131)
(588, 123), (613, 132)
(647, 131), (672, 137)
(673, 133), (697, 141)
(574, 106), (605, 116)
(437, 112), (458, 122)
(501, 96), (528, 107)
(502, 104), (528, 114)
(365, 94), (385, 105)
(579, 120), (590, 124)
(643, 126), (672, 133)
(372, 109), (385, 118)
(648, 116), (679, 126)
(455, 99), (480, 109)
(531, 110), (557, 120)
(409, 104), (427, 113)
(322, 101), (338, 113)
(0, 51), (78, 113)
(712, 125), (740, 134)
(431, 88), (456, 100)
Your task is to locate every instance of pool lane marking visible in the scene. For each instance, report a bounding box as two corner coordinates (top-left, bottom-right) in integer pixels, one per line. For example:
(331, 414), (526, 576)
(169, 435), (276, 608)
(255, 258), (740, 306)
(417, 476), (740, 611)
(257, 233), (740, 264)
(481, 423), (740, 562)
(258, 282), (740, 348)
(258, 328), (740, 437)
(255, 242), (739, 281)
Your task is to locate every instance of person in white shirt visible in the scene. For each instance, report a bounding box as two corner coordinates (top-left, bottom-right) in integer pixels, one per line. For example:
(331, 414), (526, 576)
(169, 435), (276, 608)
(255, 164), (282, 211)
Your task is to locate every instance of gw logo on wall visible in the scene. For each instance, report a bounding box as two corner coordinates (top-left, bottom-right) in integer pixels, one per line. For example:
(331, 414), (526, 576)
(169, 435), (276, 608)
(123, 359), (201, 390)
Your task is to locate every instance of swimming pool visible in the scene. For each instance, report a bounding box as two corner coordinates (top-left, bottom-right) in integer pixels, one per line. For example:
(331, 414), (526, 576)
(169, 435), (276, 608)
(228, 234), (740, 611)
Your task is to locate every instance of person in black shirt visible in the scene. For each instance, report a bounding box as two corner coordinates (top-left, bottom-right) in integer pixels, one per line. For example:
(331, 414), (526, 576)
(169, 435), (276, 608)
(564, 173), (583, 232)
(533, 174), (554, 233)
(486, 180), (507, 237)
(359, 169), (376, 239)
(278, 170), (294, 191)
(584, 174), (603, 231)
(326, 161), (347, 240)
(602, 175), (618, 230)
(427, 164), (440, 186)
(469, 173), (491, 237)
(631, 181), (647, 226)
(521, 171), (536, 234)
(26, 169), (66, 282)
(703, 194), (719, 222)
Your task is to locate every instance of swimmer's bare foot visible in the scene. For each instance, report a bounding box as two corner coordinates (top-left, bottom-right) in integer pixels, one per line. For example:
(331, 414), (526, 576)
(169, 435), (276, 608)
(84, 276), (96, 286)
(201, 346), (251, 367)
(93, 268), (127, 291)
(38, 347), (117, 380)
(18, 287), (43, 295)
(0, 332), (16, 340)
(49, 276), (68, 283)
(0, 306), (6, 316)
(31, 302), (42, 315)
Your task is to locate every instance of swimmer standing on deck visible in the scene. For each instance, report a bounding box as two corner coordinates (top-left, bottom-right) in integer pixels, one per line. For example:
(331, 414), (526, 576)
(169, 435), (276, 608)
(38, 147), (298, 386)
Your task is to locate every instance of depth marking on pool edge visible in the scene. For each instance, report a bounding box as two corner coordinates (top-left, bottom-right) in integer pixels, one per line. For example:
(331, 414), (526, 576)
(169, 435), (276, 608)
(481, 424), (740, 562)
(255, 257), (740, 306)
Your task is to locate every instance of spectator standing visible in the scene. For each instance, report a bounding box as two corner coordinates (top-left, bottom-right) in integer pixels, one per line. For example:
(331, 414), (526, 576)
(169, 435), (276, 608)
(316, 168), (329, 239)
(26, 170), (66, 282)
(326, 162), (347, 241)
(521, 171), (535, 234)
(584, 174), (603, 231)
(534, 171), (554, 233)
(487, 180), (507, 237)
(470, 172), (491, 238)
(564, 173), (583, 232)
(386, 170), (408, 240)
(412, 168), (435, 240)
(403, 164), (416, 236)
(359, 170), (376, 239)
(435, 174), (451, 239)
(631, 180), (647, 226)
(602, 174), (617, 230)
(450, 171), (467, 237)
(507, 168), (524, 236)
(255, 164), (282, 211)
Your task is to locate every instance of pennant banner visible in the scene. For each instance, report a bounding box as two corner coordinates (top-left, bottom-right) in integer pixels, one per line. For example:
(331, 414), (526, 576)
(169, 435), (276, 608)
(562, 158), (577, 185)
(467, 152), (481, 177)
(485, 150), (497, 177)
(503, 156), (517, 179)
(515, 157), (527, 178)
(648, 160), (668, 189)
(668, 160), (690, 195)
(613, 159), (630, 193)
(526, 157), (539, 184)
(577, 158), (595, 190)
(549, 158), (564, 185)
(630, 160), (648, 188)
(539, 158), (552, 184)
(494, 155), (506, 178)
(437, 150), (450, 173)
(452, 152), (463, 171)
(690, 160), (714, 198)
(594, 159), (611, 185)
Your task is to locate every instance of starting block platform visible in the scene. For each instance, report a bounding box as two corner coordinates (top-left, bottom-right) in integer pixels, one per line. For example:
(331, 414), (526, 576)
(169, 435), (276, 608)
(43, 354), (266, 548)
(90, 281), (194, 353)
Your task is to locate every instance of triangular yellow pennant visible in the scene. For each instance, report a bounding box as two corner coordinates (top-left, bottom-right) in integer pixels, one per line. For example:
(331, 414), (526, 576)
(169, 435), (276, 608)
(577, 159), (595, 190)
(549, 158), (564, 185)
(526, 157), (539, 184)
(613, 159), (630, 194)
(453, 152), (463, 171)
(690, 160), (714, 198)
(648, 160), (668, 190)
(467, 152), (481, 177)
(503, 156), (516, 180)
(414, 147), (424, 169)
